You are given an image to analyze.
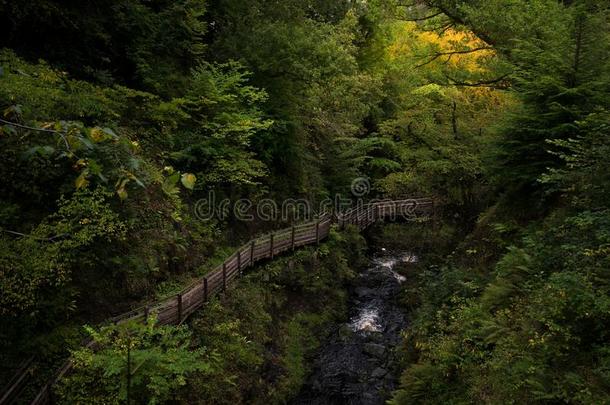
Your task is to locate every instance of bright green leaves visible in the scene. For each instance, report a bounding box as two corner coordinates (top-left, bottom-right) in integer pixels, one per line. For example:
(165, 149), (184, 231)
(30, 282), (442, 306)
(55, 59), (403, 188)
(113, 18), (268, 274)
(116, 186), (128, 201)
(180, 173), (196, 190)
(365, 19), (515, 204)
(75, 170), (90, 189)
(88, 127), (117, 143)
(114, 170), (146, 201)
(58, 317), (211, 404)
(115, 178), (130, 201)
(172, 61), (272, 188)
(162, 171), (181, 196)
(2, 113), (148, 200)
(64, 125), (145, 199)
(161, 168), (197, 196)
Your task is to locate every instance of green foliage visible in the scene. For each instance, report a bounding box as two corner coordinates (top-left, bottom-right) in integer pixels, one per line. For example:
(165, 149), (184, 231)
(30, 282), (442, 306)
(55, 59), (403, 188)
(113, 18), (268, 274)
(3, 0), (610, 403)
(0, 49), (196, 204)
(489, 0), (610, 199)
(397, 211), (610, 404)
(185, 287), (269, 404)
(389, 2), (610, 404)
(207, 1), (384, 199)
(171, 61), (272, 189)
(363, 20), (513, 212)
(0, 188), (126, 318)
(268, 313), (329, 402)
(57, 317), (210, 404)
(541, 111), (610, 209)
(0, 0), (207, 95)
(0, 48), (221, 370)
(182, 229), (364, 403)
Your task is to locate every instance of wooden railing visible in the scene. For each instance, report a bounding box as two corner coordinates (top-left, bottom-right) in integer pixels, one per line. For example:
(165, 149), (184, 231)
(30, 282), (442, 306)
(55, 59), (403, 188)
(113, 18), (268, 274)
(0, 198), (434, 405)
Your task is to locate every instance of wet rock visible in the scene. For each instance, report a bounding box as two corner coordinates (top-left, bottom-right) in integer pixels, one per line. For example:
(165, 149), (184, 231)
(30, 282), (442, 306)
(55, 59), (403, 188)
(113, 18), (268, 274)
(355, 287), (376, 298)
(367, 331), (384, 343)
(362, 392), (375, 401)
(387, 323), (400, 333)
(372, 367), (387, 378)
(363, 343), (386, 359)
(338, 324), (354, 340)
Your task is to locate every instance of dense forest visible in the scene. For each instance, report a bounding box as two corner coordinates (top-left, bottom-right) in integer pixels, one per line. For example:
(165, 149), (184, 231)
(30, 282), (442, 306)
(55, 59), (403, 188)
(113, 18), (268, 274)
(1, 0), (609, 403)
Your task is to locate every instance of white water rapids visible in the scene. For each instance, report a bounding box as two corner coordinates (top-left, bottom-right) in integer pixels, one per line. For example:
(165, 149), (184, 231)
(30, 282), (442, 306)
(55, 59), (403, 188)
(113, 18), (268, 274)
(349, 252), (417, 333)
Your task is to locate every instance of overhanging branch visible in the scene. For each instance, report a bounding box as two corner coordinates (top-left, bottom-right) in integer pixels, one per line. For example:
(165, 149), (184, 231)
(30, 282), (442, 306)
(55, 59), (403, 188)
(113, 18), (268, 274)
(0, 118), (80, 158)
(405, 11), (444, 21)
(415, 46), (494, 68)
(444, 73), (512, 89)
(422, 0), (497, 46)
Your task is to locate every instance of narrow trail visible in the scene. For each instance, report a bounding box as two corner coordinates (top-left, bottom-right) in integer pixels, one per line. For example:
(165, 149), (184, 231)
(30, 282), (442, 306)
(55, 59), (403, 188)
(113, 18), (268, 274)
(293, 251), (417, 405)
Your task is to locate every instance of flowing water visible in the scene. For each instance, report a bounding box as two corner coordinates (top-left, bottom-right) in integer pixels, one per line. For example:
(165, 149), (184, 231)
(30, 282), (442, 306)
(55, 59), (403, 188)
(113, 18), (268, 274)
(293, 251), (416, 405)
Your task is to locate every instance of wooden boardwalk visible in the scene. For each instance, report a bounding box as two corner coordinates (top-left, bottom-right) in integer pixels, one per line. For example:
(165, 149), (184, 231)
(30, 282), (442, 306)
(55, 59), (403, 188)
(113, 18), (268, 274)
(1, 198), (434, 405)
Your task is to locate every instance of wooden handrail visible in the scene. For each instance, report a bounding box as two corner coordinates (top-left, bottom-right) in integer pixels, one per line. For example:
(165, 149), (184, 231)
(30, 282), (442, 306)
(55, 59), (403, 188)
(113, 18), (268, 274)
(0, 357), (34, 405)
(1, 198), (434, 405)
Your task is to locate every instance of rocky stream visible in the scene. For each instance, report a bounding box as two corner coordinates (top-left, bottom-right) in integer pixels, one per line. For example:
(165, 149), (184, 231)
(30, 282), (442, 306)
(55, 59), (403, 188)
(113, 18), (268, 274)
(293, 251), (417, 405)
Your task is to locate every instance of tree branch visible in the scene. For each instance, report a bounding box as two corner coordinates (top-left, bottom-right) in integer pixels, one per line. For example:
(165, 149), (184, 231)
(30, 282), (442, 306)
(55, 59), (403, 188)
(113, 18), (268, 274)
(415, 47), (494, 68)
(0, 118), (78, 157)
(444, 73), (512, 89)
(405, 11), (444, 21)
(421, 21), (455, 35)
(0, 117), (64, 133)
(423, 1), (497, 46)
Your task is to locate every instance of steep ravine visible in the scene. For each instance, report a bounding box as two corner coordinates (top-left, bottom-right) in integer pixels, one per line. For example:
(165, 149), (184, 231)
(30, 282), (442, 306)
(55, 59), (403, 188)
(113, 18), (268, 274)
(293, 251), (417, 405)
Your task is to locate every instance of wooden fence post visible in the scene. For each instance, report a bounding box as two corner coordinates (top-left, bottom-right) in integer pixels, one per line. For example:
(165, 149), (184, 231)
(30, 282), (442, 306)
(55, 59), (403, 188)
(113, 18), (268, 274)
(203, 277), (208, 303)
(432, 199), (439, 230)
(177, 294), (183, 323)
(48, 386), (55, 405)
(250, 240), (255, 267)
(315, 220), (320, 245)
(270, 233), (275, 259)
(222, 263), (227, 292)
(291, 225), (296, 251)
(144, 305), (149, 322)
